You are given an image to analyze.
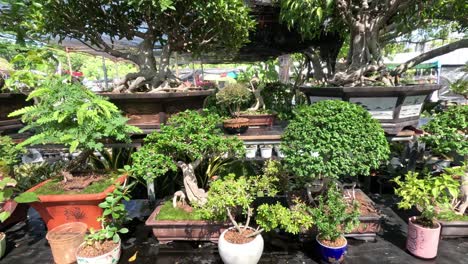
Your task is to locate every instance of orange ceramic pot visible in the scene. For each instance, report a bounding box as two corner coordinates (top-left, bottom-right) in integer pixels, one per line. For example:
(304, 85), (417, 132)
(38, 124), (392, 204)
(27, 175), (127, 231)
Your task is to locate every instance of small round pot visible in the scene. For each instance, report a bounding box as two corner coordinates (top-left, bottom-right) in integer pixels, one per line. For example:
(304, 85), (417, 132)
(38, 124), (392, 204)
(316, 235), (347, 264)
(223, 118), (249, 134)
(259, 145), (273, 159)
(46, 222), (88, 264)
(245, 145), (258, 159)
(0, 232), (6, 259)
(218, 227), (264, 264)
(76, 237), (121, 264)
(406, 216), (441, 259)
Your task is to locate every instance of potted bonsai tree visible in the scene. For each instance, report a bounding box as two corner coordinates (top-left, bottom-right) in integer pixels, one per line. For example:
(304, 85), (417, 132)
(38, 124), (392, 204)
(393, 171), (460, 259)
(421, 105), (468, 168)
(137, 110), (245, 243)
(75, 182), (132, 264)
(8, 79), (140, 230)
(308, 184), (360, 264)
(197, 173), (314, 264)
(281, 100), (390, 192)
(215, 83), (252, 134)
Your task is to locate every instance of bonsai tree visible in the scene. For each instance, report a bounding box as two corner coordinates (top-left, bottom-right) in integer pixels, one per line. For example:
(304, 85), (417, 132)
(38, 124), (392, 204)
(215, 84), (252, 118)
(198, 173), (314, 239)
(394, 171), (460, 227)
(130, 110), (244, 207)
(76, 182), (132, 259)
(421, 105), (468, 162)
(9, 79), (141, 186)
(281, 100), (390, 188)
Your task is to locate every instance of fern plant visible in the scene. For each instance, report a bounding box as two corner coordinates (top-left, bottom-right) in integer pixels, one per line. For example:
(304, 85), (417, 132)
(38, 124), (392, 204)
(9, 79), (141, 180)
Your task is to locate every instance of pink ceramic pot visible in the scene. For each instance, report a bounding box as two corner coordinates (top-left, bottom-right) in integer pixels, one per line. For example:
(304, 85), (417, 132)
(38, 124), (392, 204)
(406, 217), (441, 259)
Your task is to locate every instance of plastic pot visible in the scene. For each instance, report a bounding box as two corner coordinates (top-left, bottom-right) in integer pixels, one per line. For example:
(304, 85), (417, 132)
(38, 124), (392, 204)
(218, 227), (264, 264)
(46, 222), (88, 264)
(76, 236), (121, 264)
(316, 234), (347, 263)
(406, 217), (441, 259)
(259, 145), (273, 159)
(274, 146), (285, 158)
(0, 232), (5, 259)
(245, 145), (258, 159)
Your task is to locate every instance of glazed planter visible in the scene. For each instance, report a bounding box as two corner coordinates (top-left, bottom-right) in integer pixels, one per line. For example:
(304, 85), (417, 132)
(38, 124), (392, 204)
(26, 175), (127, 231)
(245, 145), (258, 159)
(438, 219), (468, 238)
(406, 217), (441, 259)
(0, 232), (5, 259)
(0, 93), (31, 134)
(102, 90), (214, 130)
(300, 85), (440, 134)
(223, 118), (249, 135)
(145, 205), (231, 244)
(238, 113), (276, 127)
(259, 145), (273, 159)
(316, 235), (347, 264)
(218, 227), (264, 264)
(76, 237), (121, 264)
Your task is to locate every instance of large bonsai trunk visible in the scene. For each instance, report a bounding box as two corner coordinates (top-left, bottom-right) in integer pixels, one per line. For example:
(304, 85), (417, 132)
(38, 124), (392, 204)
(172, 159), (208, 208)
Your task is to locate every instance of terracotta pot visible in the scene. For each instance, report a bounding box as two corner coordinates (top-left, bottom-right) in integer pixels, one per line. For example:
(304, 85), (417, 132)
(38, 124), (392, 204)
(27, 175), (127, 230)
(406, 217), (441, 259)
(76, 237), (121, 264)
(218, 227), (264, 264)
(223, 118), (249, 134)
(238, 113), (276, 127)
(316, 235), (347, 264)
(145, 205), (231, 244)
(46, 222), (88, 264)
(0, 232), (5, 259)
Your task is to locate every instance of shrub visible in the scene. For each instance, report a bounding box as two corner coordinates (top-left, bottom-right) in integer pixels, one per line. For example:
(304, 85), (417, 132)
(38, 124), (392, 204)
(0, 135), (24, 169)
(215, 83), (252, 117)
(421, 105), (468, 159)
(281, 100), (390, 186)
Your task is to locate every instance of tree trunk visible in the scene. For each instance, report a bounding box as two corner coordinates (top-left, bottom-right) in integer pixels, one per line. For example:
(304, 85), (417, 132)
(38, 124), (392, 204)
(173, 160), (208, 207)
(62, 149), (94, 182)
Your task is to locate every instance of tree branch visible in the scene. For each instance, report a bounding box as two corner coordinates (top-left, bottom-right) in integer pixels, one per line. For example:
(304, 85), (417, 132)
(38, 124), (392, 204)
(226, 208), (241, 233)
(392, 38), (468, 76)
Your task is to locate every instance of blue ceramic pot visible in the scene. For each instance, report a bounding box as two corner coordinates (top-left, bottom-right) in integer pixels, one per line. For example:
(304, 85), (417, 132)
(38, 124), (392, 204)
(316, 235), (347, 263)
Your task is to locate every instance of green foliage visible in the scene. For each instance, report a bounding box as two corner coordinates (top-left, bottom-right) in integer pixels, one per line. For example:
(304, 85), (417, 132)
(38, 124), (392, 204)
(130, 110), (244, 183)
(13, 162), (60, 191)
(0, 135), (24, 168)
(237, 60), (279, 84)
(9, 79), (141, 156)
(85, 182), (132, 246)
(261, 82), (297, 120)
(393, 171), (460, 227)
(155, 201), (204, 221)
(450, 79), (468, 99)
(215, 83), (252, 116)
(256, 200), (313, 234)
(281, 101), (390, 185)
(90, 148), (135, 171)
(421, 105), (468, 158)
(308, 186), (359, 242)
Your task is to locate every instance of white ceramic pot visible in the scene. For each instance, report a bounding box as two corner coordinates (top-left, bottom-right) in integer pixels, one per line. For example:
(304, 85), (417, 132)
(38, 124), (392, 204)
(218, 227), (264, 264)
(260, 146), (273, 159)
(274, 146), (285, 158)
(245, 145), (257, 159)
(76, 238), (121, 264)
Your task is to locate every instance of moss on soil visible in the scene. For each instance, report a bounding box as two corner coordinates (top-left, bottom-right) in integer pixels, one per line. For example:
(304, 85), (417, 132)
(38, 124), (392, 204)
(33, 174), (117, 195)
(155, 201), (204, 221)
(437, 211), (468, 221)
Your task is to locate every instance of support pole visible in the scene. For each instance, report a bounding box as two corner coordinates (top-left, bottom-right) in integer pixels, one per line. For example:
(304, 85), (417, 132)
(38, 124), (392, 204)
(102, 56), (109, 91)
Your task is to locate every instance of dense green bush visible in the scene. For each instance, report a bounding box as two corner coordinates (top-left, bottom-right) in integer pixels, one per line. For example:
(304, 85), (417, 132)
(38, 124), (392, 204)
(0, 135), (24, 168)
(421, 105), (468, 159)
(281, 100), (390, 185)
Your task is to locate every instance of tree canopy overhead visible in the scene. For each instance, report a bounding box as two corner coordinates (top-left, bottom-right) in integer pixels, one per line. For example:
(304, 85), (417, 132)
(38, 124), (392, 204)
(27, 0), (255, 92)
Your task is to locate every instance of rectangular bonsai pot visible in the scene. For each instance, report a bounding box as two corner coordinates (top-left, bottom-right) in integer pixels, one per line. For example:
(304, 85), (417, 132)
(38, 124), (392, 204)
(345, 189), (382, 241)
(238, 113), (276, 127)
(145, 204), (231, 244)
(438, 219), (468, 238)
(26, 174), (127, 231)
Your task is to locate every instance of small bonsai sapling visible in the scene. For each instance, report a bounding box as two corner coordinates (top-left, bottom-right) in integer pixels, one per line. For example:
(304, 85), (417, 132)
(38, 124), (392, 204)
(9, 79), (140, 187)
(130, 110), (244, 207)
(308, 185), (360, 246)
(215, 83), (252, 117)
(281, 100), (390, 189)
(421, 105), (467, 162)
(197, 174), (314, 241)
(0, 135), (24, 169)
(394, 171), (460, 228)
(78, 182), (132, 257)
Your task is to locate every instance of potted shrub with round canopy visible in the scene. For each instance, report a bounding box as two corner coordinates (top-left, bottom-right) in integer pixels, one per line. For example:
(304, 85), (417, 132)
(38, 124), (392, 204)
(9, 79), (140, 230)
(216, 83), (252, 134)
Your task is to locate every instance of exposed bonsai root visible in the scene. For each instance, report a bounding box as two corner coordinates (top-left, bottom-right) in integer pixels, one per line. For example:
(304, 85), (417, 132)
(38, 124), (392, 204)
(172, 190), (186, 208)
(174, 160), (208, 207)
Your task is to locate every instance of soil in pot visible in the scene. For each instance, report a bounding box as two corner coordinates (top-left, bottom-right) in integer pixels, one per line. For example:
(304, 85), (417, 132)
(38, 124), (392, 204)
(318, 236), (346, 248)
(77, 240), (119, 258)
(224, 229), (255, 244)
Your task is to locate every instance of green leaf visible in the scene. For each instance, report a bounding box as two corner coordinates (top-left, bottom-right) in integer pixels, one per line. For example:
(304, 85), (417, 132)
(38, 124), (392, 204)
(14, 192), (40, 203)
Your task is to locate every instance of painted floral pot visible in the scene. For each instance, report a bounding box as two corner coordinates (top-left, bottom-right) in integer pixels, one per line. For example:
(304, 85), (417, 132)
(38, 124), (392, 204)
(76, 238), (121, 264)
(406, 217), (441, 259)
(218, 227), (264, 264)
(316, 235), (347, 263)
